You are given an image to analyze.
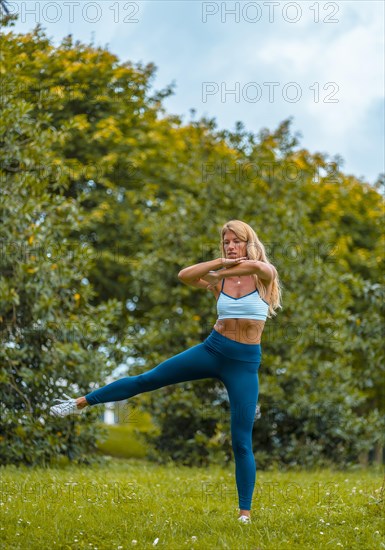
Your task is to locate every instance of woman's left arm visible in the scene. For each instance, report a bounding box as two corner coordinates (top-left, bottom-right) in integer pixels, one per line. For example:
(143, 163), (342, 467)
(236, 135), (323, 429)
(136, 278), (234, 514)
(203, 260), (277, 285)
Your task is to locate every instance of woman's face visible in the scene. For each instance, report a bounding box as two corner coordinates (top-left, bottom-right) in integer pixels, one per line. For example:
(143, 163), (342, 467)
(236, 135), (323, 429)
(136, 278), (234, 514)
(223, 230), (248, 259)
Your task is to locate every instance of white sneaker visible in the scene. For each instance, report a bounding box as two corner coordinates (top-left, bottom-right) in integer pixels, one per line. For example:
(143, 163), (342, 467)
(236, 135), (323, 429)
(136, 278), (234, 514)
(50, 393), (84, 417)
(238, 515), (251, 524)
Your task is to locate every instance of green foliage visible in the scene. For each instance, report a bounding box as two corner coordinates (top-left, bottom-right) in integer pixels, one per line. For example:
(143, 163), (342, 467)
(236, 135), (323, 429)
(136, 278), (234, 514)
(1, 18), (383, 468)
(0, 26), (124, 466)
(95, 411), (157, 459)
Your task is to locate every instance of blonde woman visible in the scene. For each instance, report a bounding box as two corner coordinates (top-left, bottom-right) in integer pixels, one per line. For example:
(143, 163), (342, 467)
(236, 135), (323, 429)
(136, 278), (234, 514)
(51, 219), (282, 523)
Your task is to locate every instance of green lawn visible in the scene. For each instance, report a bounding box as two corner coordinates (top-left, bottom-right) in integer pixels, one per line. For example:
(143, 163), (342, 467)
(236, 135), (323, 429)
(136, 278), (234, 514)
(1, 459), (383, 549)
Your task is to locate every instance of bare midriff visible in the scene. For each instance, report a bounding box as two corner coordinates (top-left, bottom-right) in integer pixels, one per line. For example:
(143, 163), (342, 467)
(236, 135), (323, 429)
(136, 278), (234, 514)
(213, 318), (265, 345)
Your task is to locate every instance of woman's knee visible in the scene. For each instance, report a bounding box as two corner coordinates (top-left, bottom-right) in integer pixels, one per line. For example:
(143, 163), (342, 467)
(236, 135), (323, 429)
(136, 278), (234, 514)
(232, 438), (253, 458)
(114, 373), (155, 395)
(136, 371), (162, 392)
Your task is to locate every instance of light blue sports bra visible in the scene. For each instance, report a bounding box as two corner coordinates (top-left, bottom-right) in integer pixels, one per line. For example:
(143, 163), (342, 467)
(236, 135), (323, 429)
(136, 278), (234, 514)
(216, 278), (269, 321)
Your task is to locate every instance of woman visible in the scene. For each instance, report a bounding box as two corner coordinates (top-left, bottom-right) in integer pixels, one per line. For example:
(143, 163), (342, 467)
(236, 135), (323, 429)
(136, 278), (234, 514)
(50, 219), (282, 523)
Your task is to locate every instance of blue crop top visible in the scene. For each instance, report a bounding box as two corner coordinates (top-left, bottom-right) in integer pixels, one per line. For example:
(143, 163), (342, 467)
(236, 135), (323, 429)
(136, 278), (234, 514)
(216, 278), (269, 321)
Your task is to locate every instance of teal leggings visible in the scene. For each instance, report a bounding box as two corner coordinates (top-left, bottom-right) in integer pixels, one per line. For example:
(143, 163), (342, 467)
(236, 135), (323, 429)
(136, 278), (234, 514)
(85, 328), (262, 511)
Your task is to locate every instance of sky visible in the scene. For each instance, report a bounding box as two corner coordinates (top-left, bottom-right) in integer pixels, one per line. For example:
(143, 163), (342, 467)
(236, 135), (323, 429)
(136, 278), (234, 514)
(5, 0), (385, 185)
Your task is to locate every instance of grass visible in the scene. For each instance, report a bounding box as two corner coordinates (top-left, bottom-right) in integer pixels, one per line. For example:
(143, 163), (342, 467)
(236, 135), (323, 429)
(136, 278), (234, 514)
(1, 458), (384, 549)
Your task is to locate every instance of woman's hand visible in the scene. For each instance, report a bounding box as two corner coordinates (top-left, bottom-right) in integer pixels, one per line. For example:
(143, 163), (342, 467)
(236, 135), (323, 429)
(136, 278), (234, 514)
(202, 258), (247, 289)
(220, 256), (248, 267)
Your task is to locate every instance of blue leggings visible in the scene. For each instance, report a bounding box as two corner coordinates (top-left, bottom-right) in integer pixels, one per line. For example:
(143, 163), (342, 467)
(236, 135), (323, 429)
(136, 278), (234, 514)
(85, 328), (262, 511)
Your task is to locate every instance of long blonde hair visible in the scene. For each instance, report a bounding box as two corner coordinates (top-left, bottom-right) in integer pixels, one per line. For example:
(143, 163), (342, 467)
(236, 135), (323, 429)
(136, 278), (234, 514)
(219, 220), (283, 318)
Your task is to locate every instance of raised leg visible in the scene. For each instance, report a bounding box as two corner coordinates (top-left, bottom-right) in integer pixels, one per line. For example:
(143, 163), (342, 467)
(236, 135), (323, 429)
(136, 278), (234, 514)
(85, 342), (221, 405)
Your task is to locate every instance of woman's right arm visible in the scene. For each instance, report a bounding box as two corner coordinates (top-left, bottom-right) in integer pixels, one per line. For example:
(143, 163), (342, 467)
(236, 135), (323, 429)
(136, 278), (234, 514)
(178, 258), (224, 287)
(178, 257), (247, 288)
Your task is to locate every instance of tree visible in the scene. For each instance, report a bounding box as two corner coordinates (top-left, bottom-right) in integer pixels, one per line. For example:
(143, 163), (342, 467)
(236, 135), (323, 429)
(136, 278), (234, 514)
(0, 21), (124, 465)
(1, 16), (383, 467)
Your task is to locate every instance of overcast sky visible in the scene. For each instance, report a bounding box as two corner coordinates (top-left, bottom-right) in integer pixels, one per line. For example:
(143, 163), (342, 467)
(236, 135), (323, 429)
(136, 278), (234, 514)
(6, 0), (385, 185)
